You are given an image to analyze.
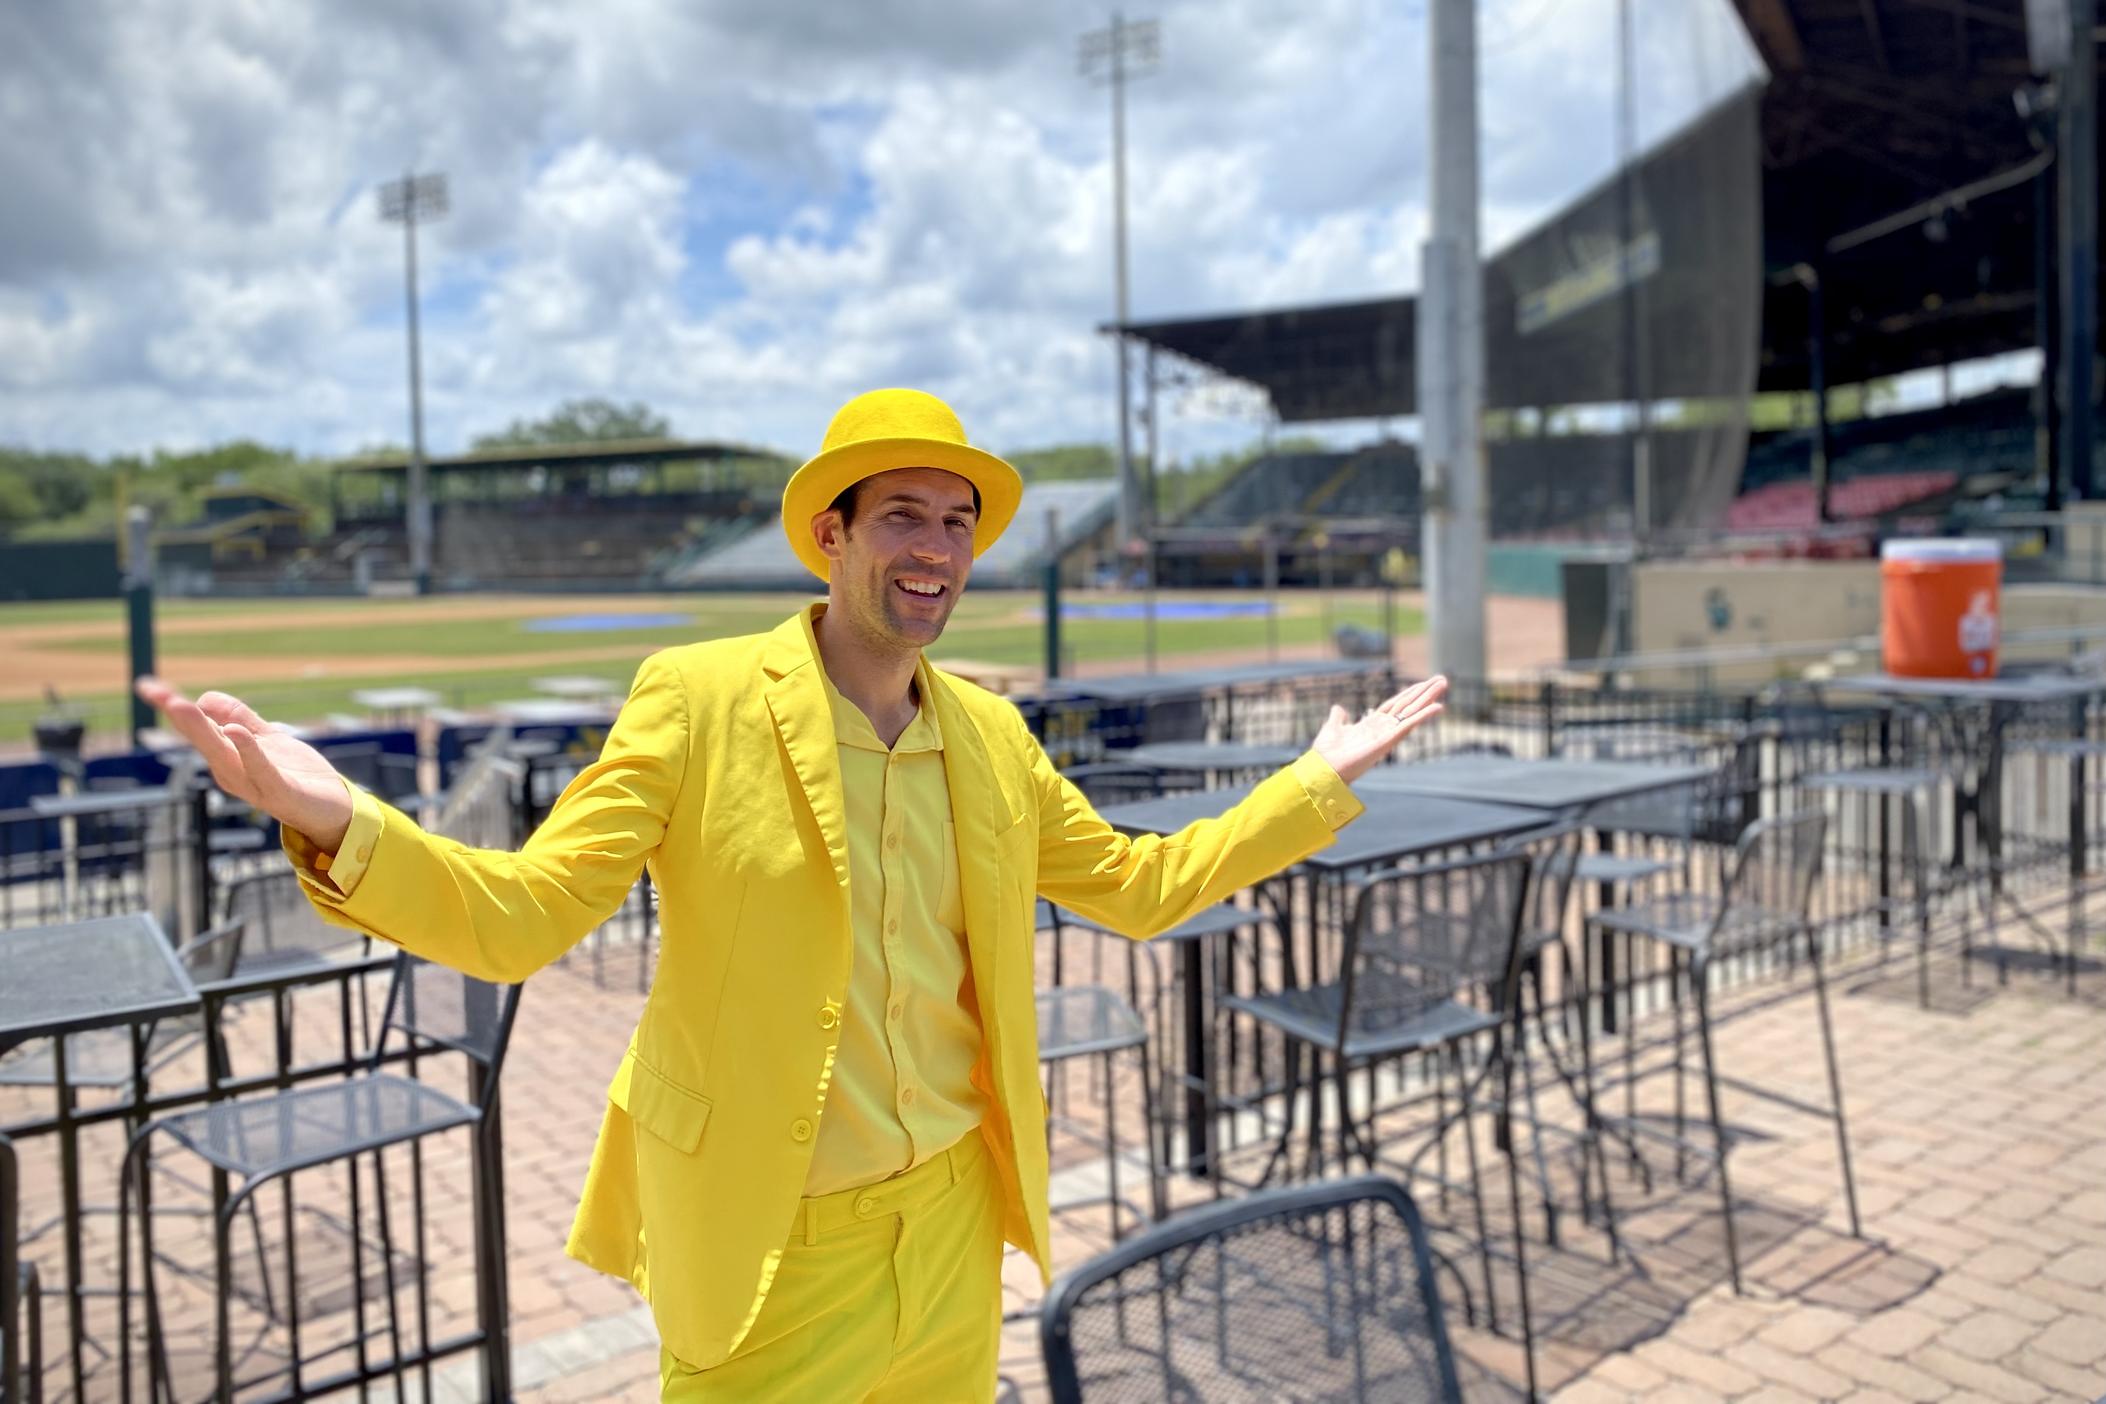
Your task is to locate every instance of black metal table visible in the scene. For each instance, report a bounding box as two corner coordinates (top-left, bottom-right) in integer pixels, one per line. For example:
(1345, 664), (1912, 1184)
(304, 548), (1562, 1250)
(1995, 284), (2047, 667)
(1122, 741), (1305, 784)
(25, 788), (181, 821)
(1828, 672), (2106, 974)
(1039, 661), (1390, 760)
(1053, 659), (1385, 705)
(1098, 787), (1549, 1177)
(1362, 755), (1718, 1031)
(0, 914), (199, 1402)
(1356, 754), (1716, 809)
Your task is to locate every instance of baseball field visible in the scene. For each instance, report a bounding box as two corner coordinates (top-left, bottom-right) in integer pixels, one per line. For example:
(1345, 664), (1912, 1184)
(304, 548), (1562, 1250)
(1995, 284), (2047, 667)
(0, 589), (1428, 749)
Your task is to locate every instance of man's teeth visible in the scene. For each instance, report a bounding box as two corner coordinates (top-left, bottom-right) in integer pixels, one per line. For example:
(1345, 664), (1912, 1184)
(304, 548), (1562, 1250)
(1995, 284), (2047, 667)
(899, 581), (943, 596)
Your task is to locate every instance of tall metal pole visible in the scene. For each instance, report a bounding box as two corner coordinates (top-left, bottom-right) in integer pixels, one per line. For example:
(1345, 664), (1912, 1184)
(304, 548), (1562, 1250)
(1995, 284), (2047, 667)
(402, 201), (430, 593)
(1809, 267), (1834, 523)
(1113, 16), (1136, 559)
(379, 172), (448, 594)
(2037, 145), (2061, 510)
(1419, 0), (1487, 691)
(1617, 0), (1653, 546)
(2057, 0), (2097, 500)
(1082, 15), (1158, 565)
(1043, 508), (1064, 681)
(125, 505), (156, 745)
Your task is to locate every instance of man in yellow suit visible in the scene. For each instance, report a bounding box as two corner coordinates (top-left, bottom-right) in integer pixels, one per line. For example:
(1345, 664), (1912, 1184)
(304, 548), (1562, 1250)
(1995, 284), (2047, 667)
(137, 388), (1447, 1401)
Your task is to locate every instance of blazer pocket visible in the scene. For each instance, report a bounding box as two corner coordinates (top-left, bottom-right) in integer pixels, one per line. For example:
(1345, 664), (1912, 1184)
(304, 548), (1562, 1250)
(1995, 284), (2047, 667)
(994, 809), (1033, 861)
(611, 1051), (713, 1154)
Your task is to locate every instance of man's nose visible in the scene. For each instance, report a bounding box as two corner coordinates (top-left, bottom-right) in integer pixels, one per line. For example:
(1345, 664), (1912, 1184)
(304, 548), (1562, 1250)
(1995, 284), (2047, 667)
(908, 525), (954, 565)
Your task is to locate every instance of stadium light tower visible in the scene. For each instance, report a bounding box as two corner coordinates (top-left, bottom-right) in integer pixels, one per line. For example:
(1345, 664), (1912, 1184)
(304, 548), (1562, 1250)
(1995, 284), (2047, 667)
(1081, 13), (1159, 560)
(378, 171), (448, 595)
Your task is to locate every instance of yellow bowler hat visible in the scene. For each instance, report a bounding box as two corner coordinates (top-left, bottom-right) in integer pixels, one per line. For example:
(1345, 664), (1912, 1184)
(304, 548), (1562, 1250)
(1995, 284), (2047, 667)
(781, 388), (1024, 582)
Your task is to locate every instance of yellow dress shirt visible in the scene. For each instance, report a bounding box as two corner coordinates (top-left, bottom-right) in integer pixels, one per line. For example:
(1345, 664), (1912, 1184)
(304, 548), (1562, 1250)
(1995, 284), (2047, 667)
(804, 655), (987, 1197)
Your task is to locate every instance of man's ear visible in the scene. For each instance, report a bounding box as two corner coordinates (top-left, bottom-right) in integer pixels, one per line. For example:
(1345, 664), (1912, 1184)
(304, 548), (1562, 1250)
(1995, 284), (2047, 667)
(812, 509), (848, 564)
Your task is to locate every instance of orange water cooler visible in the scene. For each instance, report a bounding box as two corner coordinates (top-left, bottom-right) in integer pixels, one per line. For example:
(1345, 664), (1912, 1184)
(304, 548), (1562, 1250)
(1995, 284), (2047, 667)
(1879, 539), (2002, 679)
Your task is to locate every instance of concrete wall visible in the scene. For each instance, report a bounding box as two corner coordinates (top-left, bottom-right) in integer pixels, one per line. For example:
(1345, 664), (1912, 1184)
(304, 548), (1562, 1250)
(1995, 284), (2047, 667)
(1621, 558), (2106, 688)
(1630, 559), (1881, 689)
(2000, 582), (2106, 665)
(2051, 503), (2106, 585)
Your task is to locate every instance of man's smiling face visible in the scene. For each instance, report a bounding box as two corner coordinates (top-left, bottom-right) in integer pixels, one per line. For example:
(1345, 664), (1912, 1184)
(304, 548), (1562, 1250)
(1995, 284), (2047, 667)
(814, 466), (979, 654)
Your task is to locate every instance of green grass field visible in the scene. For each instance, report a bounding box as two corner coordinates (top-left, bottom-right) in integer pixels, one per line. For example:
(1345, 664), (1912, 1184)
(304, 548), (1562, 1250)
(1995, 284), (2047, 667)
(1, 590), (1421, 747)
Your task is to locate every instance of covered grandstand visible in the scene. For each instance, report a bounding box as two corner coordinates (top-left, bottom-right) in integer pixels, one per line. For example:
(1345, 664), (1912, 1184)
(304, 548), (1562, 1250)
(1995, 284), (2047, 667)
(207, 438), (787, 593)
(1114, 0), (2103, 572)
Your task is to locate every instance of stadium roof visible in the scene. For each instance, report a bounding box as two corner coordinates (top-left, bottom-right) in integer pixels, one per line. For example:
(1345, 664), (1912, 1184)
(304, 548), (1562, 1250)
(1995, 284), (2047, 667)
(334, 438), (784, 476)
(1115, 0), (2101, 419)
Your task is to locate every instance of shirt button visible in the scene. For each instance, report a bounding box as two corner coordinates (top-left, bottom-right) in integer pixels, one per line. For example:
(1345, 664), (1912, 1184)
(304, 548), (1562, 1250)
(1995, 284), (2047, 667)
(817, 1007), (839, 1030)
(889, 1004), (903, 1022)
(355, 844), (373, 863)
(855, 1195), (878, 1217)
(790, 1119), (813, 1142)
(886, 833), (900, 851)
(899, 1086), (916, 1107)
(886, 918), (899, 936)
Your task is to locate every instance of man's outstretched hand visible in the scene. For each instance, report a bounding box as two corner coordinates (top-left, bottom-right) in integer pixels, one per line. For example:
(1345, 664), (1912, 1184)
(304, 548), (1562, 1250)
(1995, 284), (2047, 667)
(1312, 675), (1449, 785)
(134, 677), (356, 854)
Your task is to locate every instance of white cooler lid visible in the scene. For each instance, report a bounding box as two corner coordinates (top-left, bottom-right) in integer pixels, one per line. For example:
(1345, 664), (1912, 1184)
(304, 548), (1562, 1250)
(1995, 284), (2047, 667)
(1881, 538), (2001, 563)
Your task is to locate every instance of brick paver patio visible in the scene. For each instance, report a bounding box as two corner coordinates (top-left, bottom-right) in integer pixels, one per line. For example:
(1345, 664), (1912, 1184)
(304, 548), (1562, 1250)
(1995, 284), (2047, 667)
(8, 913), (2103, 1401)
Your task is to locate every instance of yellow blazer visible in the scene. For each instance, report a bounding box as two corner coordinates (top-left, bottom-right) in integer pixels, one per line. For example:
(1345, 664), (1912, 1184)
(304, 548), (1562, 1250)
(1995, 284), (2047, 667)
(290, 609), (1360, 1370)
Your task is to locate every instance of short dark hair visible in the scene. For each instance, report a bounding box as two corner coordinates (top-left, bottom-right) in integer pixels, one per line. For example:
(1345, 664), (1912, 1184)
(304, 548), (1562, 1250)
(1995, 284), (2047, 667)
(827, 478), (982, 529)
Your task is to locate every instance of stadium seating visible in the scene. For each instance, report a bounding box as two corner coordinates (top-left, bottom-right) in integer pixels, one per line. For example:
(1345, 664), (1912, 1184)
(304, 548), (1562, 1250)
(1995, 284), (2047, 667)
(1162, 387), (2042, 559)
(211, 492), (768, 591)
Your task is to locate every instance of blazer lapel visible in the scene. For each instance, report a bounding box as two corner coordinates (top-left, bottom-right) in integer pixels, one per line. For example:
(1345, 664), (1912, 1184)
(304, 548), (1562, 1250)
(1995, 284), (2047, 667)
(928, 669), (1004, 996)
(763, 611), (850, 890)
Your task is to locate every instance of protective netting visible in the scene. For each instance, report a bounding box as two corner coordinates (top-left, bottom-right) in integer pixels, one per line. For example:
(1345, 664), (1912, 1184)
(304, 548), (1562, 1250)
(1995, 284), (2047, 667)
(1484, 78), (1765, 539)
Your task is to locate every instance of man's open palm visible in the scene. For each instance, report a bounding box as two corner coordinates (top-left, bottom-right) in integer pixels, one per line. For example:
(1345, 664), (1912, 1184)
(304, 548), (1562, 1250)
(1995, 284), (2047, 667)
(1312, 675), (1448, 784)
(134, 678), (355, 851)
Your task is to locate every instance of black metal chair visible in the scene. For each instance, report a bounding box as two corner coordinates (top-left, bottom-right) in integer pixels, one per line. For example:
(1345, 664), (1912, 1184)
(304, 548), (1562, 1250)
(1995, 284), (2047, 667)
(1036, 986), (1165, 1239)
(1, 1134), (44, 1404)
(217, 869), (369, 981)
(2002, 689), (2106, 993)
(1786, 683), (1976, 1007)
(1040, 1174), (1462, 1404)
(1588, 811), (1862, 1294)
(1558, 760), (1745, 1169)
(118, 953), (523, 1402)
(316, 742), (423, 814)
(218, 868), (383, 1073)
(1045, 900), (1277, 1197)
(1221, 847), (1541, 1394)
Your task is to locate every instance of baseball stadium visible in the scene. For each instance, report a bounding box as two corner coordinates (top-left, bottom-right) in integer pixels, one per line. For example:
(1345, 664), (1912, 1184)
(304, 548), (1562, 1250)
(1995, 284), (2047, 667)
(2, 2), (2105, 1402)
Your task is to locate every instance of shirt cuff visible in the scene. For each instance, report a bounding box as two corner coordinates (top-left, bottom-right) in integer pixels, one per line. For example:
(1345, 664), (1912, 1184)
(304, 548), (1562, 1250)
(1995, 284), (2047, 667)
(1290, 750), (1365, 832)
(282, 778), (386, 899)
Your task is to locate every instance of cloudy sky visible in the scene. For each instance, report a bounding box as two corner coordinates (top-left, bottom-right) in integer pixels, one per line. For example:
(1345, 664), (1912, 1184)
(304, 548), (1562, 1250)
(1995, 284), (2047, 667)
(0, 0), (1761, 466)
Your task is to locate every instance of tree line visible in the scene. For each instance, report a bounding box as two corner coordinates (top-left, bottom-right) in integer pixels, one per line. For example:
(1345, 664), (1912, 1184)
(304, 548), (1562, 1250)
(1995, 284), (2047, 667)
(0, 397), (1305, 541)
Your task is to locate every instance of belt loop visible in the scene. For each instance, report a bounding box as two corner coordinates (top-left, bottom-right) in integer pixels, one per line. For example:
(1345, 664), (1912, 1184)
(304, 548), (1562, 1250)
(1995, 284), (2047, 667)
(803, 1198), (821, 1248)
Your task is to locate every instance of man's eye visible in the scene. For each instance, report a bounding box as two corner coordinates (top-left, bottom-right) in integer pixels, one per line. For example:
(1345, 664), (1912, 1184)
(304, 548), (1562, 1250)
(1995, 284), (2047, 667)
(947, 518), (971, 530)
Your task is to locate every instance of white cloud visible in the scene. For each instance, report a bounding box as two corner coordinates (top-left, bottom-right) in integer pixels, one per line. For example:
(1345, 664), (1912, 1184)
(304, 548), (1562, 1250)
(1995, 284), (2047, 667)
(0, 0), (1761, 462)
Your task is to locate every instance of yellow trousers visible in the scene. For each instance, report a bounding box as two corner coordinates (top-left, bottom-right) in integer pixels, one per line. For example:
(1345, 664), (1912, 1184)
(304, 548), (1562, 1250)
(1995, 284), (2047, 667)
(659, 1132), (1004, 1401)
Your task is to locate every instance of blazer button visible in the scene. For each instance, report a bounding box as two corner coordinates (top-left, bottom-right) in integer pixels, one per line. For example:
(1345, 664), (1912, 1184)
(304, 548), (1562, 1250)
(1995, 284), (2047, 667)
(817, 1007), (839, 1030)
(855, 1195), (878, 1217)
(790, 1118), (813, 1142)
